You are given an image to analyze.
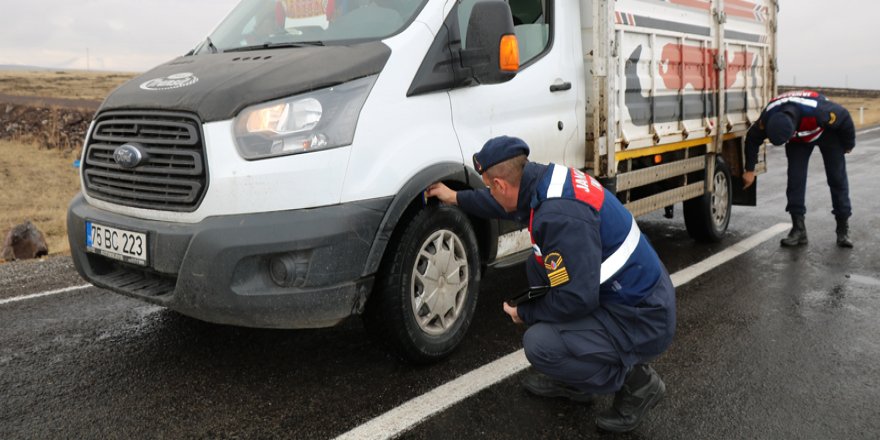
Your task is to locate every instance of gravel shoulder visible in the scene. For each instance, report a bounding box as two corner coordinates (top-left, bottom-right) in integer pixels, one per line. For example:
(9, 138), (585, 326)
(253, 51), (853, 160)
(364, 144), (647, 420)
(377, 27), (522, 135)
(0, 256), (85, 300)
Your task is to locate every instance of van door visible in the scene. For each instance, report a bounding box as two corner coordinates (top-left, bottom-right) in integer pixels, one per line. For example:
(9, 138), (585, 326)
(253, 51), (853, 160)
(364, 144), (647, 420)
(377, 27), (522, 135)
(449, 0), (584, 167)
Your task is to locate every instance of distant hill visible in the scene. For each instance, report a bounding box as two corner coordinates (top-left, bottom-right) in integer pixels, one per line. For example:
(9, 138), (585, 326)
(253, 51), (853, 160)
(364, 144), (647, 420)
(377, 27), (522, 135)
(0, 65), (54, 71)
(0, 65), (137, 74)
(778, 85), (880, 98)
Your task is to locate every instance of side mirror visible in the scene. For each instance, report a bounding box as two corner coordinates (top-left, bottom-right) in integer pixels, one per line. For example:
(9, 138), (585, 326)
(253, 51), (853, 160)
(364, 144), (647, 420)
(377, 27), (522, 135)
(461, 0), (519, 85)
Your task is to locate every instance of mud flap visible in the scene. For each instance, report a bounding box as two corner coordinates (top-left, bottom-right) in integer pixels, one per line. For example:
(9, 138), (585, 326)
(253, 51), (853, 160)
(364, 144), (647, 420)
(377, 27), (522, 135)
(732, 176), (757, 206)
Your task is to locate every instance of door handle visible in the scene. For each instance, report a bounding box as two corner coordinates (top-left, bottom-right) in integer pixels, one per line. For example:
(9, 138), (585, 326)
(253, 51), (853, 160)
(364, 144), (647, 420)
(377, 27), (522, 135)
(550, 82), (572, 92)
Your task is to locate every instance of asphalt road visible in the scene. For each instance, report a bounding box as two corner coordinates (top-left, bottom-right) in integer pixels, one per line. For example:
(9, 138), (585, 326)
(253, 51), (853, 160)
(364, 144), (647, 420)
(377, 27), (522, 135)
(2, 128), (879, 439)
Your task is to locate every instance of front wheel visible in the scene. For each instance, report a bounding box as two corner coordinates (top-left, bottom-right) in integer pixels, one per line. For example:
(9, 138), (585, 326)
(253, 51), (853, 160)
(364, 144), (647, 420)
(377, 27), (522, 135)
(363, 205), (480, 364)
(684, 156), (732, 242)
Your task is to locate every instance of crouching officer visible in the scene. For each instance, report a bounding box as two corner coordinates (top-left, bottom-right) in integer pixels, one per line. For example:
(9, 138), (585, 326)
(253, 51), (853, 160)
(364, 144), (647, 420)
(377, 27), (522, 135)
(426, 136), (676, 433)
(742, 90), (856, 247)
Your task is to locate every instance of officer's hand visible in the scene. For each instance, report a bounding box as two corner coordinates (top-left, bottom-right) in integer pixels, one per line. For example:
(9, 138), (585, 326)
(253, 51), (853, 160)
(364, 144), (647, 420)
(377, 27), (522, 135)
(503, 302), (524, 325)
(742, 170), (756, 189)
(426, 182), (458, 205)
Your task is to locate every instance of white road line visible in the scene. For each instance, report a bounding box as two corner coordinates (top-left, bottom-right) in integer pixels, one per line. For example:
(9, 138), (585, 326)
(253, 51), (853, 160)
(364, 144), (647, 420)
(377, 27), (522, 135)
(334, 222), (791, 440)
(0, 284), (92, 306)
(857, 127), (880, 135)
(336, 350), (529, 440)
(670, 222), (790, 286)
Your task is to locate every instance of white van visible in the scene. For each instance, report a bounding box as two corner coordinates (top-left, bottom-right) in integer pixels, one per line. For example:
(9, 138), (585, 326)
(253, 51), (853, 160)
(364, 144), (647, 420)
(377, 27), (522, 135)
(68, 0), (777, 363)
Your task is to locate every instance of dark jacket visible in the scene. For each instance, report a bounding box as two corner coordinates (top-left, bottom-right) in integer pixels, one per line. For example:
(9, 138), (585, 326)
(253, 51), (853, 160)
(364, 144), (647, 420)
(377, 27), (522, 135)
(457, 162), (675, 360)
(745, 90), (856, 171)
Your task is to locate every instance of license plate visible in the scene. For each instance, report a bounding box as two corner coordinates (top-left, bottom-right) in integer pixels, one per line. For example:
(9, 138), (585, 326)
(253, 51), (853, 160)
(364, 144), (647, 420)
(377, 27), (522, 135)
(85, 221), (148, 266)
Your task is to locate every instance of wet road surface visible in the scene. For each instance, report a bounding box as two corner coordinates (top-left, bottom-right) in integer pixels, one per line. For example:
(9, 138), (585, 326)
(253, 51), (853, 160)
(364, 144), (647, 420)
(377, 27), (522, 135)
(2, 129), (879, 439)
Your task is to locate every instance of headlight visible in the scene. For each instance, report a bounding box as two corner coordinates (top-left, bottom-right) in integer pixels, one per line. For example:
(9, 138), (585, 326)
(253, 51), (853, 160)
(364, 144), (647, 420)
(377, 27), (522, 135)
(233, 75), (377, 160)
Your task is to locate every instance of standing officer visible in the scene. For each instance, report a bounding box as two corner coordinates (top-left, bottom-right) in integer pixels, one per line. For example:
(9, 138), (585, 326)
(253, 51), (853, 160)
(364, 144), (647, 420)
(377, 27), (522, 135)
(426, 136), (676, 433)
(742, 90), (856, 247)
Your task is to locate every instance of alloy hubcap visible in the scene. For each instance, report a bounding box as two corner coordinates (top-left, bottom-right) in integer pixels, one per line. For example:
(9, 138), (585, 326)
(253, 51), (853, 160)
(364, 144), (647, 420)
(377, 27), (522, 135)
(410, 229), (469, 336)
(711, 170), (729, 228)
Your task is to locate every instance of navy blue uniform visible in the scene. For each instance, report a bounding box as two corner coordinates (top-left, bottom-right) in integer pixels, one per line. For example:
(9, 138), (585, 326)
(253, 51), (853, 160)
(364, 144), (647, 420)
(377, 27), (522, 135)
(458, 162), (675, 393)
(745, 90), (856, 218)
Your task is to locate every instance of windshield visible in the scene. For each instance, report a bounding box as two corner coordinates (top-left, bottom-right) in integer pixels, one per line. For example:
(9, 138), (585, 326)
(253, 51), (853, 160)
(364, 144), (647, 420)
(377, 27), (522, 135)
(197, 0), (427, 53)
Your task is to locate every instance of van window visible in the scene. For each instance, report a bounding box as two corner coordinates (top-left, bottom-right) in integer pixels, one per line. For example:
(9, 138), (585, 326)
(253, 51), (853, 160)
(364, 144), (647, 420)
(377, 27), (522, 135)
(457, 0), (551, 65)
(203, 0), (427, 52)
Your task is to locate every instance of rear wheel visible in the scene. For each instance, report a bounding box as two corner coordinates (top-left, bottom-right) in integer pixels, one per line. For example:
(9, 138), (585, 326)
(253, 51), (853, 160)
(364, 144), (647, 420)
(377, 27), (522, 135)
(363, 205), (480, 364)
(684, 157), (732, 242)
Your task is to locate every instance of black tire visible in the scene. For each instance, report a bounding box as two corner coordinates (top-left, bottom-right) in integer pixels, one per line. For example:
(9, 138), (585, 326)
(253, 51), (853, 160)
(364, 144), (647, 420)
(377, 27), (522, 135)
(684, 157), (732, 242)
(363, 205), (480, 364)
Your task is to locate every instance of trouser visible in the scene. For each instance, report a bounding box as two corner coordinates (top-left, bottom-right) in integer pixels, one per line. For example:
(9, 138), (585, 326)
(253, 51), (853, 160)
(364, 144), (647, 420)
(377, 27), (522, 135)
(523, 316), (630, 394)
(522, 271), (675, 394)
(785, 142), (851, 218)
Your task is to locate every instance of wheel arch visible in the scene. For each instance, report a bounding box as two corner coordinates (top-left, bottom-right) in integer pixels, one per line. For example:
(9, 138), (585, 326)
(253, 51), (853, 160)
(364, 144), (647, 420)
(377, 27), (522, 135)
(361, 163), (494, 277)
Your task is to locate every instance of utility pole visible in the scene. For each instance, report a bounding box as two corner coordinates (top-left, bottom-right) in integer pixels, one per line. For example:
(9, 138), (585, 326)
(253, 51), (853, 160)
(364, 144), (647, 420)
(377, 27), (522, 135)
(86, 48), (90, 72)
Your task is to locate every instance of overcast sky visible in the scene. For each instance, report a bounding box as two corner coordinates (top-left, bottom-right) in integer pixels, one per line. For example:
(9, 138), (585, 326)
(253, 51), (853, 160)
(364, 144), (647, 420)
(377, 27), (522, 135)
(0, 0), (877, 89)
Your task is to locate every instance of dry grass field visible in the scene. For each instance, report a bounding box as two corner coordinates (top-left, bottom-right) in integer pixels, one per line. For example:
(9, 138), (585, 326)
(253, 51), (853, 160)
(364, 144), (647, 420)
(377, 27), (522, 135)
(827, 96), (880, 129)
(0, 70), (135, 101)
(0, 71), (134, 258)
(0, 140), (81, 256)
(0, 69), (878, 258)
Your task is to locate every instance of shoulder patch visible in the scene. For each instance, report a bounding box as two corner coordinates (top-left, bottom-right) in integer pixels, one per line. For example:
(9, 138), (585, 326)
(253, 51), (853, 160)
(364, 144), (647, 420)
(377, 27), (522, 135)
(829, 112), (837, 125)
(544, 251), (570, 287)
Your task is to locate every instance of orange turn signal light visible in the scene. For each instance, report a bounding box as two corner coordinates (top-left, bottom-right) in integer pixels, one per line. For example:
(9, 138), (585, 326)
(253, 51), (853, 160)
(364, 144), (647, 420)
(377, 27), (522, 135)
(654, 154), (663, 164)
(499, 34), (519, 72)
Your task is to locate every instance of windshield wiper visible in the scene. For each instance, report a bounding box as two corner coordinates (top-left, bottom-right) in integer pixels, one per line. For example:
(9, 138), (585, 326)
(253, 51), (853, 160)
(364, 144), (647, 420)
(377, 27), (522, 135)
(224, 41), (325, 53)
(271, 41), (325, 47)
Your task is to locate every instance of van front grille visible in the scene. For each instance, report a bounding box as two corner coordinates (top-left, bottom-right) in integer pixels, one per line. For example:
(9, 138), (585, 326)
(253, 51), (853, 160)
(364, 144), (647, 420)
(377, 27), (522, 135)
(82, 111), (207, 212)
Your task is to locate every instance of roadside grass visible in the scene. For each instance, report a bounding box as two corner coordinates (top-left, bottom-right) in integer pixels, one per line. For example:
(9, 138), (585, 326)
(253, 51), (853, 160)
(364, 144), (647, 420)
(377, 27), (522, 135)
(0, 140), (81, 256)
(0, 70), (135, 101)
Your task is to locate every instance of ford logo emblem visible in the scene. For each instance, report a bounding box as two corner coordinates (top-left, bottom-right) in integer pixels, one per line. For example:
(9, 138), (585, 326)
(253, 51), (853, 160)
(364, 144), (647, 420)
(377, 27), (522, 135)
(113, 144), (147, 169)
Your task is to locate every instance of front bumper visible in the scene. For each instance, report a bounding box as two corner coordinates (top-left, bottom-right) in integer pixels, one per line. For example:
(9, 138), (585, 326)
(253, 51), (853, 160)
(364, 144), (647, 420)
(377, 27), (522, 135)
(67, 194), (390, 328)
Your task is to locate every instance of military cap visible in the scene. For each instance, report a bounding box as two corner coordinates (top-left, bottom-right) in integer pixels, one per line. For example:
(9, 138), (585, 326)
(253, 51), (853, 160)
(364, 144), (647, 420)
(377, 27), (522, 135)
(472, 136), (530, 174)
(766, 111), (796, 146)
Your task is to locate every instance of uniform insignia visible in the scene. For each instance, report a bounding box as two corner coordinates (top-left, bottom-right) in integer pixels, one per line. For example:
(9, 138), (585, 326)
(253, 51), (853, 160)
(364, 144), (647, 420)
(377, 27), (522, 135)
(544, 251), (570, 287)
(829, 112), (837, 125)
(472, 153), (483, 173)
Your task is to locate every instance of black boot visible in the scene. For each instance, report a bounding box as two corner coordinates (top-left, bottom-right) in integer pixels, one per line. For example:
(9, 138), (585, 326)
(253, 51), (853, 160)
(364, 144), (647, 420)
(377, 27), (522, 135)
(596, 364), (666, 433)
(780, 214), (808, 247)
(836, 217), (853, 248)
(521, 371), (594, 403)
